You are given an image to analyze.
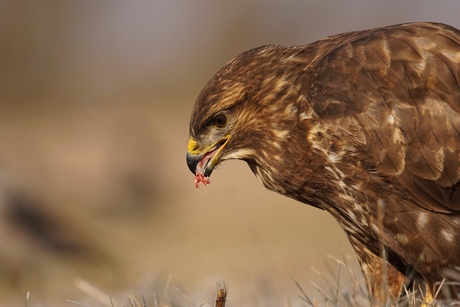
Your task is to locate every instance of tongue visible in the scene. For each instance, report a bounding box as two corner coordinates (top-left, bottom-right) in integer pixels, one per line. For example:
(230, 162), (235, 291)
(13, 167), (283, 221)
(194, 150), (216, 188)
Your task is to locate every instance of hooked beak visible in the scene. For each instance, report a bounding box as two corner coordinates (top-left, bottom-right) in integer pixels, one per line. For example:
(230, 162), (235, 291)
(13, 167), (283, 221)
(186, 136), (230, 177)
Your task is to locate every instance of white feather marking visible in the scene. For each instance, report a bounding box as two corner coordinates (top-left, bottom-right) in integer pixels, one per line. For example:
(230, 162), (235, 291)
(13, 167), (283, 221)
(371, 223), (381, 235)
(327, 151), (343, 163)
(396, 234), (409, 245)
(360, 216), (369, 227)
(388, 114), (395, 124)
(452, 217), (460, 226)
(299, 110), (314, 120)
(440, 228), (455, 242)
(345, 209), (358, 222)
(443, 51), (460, 63)
(284, 104), (297, 116)
(417, 212), (428, 228)
(224, 149), (255, 160)
(274, 130), (289, 139)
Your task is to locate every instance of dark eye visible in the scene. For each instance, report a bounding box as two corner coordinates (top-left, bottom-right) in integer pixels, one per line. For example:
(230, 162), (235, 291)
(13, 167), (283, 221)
(212, 113), (227, 128)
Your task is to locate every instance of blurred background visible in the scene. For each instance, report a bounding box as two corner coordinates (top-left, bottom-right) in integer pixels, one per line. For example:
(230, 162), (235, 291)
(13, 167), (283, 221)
(0, 0), (459, 305)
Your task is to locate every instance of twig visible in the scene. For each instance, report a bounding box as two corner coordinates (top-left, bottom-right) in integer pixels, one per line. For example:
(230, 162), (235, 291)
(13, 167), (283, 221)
(215, 281), (228, 307)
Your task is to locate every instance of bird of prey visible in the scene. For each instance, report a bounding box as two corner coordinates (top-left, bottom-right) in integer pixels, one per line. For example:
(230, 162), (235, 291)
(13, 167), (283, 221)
(186, 22), (460, 303)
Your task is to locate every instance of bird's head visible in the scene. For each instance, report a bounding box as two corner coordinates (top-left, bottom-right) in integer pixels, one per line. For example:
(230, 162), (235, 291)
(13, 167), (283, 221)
(186, 45), (307, 188)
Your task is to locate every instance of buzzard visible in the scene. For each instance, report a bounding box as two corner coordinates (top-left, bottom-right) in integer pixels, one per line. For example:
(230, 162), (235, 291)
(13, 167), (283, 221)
(186, 22), (460, 303)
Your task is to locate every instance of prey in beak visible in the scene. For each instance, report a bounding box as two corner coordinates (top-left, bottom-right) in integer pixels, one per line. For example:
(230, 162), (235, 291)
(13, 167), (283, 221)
(186, 136), (230, 188)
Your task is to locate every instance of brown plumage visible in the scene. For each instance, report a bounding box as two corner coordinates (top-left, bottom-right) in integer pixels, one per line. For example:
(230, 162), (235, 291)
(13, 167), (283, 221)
(186, 22), (460, 303)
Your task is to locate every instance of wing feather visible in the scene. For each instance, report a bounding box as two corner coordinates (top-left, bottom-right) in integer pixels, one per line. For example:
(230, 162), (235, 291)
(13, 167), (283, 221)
(305, 22), (460, 212)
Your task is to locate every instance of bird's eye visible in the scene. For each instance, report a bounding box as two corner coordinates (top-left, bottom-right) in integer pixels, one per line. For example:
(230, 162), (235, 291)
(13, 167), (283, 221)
(212, 113), (227, 128)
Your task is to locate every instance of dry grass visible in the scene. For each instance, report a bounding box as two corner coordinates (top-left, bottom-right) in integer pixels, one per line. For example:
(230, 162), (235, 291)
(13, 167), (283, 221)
(19, 260), (460, 307)
(294, 257), (460, 307)
(57, 277), (228, 307)
(294, 255), (369, 307)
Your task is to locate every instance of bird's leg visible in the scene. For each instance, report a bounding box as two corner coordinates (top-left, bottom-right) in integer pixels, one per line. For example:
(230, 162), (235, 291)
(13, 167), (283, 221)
(422, 284), (434, 306)
(354, 245), (406, 304)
